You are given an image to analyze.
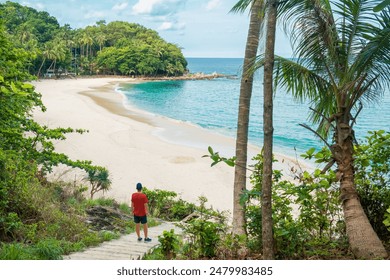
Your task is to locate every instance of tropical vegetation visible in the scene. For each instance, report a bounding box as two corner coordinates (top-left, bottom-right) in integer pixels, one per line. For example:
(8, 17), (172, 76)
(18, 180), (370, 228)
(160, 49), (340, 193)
(0, 1), (187, 78)
(270, 0), (390, 258)
(1, 0), (390, 260)
(0, 14), (138, 259)
(209, 0), (390, 259)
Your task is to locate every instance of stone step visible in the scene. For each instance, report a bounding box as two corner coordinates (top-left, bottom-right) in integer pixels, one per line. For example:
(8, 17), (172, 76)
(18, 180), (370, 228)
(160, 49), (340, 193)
(63, 222), (182, 260)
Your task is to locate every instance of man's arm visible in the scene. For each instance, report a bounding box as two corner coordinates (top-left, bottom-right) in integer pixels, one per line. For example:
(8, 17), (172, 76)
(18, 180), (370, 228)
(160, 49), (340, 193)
(144, 203), (148, 215)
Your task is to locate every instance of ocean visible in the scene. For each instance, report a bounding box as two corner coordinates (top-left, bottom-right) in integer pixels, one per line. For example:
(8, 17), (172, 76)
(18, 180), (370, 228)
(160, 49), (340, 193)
(118, 57), (390, 157)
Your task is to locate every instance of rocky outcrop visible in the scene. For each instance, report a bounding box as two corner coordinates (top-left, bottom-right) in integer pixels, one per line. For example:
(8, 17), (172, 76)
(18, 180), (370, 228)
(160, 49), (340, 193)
(141, 72), (238, 81)
(85, 206), (132, 232)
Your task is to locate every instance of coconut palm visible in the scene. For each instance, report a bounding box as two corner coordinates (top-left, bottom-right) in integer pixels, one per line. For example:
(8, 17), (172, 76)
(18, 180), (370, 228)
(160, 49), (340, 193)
(83, 33), (94, 58)
(232, 0), (278, 259)
(16, 23), (35, 44)
(266, 0), (390, 258)
(231, 0), (265, 236)
(261, 0), (278, 259)
(37, 42), (56, 77)
(96, 32), (106, 52)
(85, 167), (112, 199)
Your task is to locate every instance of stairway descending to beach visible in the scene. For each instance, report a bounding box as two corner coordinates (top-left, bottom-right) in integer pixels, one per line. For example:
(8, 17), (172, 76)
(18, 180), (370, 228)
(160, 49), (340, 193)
(63, 222), (182, 260)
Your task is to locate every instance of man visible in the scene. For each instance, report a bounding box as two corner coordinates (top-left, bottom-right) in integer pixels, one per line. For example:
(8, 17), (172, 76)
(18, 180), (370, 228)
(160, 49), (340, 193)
(131, 183), (151, 242)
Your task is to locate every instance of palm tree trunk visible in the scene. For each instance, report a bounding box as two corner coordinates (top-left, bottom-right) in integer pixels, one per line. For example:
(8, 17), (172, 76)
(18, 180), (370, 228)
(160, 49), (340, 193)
(233, 0), (263, 235)
(37, 58), (46, 78)
(335, 121), (388, 259)
(261, 0), (277, 259)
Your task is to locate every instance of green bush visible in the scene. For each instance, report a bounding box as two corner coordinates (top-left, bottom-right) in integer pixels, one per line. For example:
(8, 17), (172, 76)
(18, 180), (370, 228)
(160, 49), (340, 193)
(143, 187), (177, 217)
(33, 239), (64, 260)
(0, 243), (32, 260)
(179, 197), (224, 259)
(142, 188), (196, 221)
(119, 203), (132, 215)
(215, 233), (247, 259)
(247, 152), (345, 259)
(0, 239), (64, 260)
(99, 231), (120, 242)
(384, 207), (390, 232)
(158, 229), (180, 259)
(83, 197), (118, 208)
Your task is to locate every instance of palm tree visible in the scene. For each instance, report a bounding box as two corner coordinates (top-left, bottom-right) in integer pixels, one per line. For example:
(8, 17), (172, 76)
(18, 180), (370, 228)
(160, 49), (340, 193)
(96, 32), (106, 52)
(261, 0), (278, 259)
(231, 0), (265, 236)
(269, 0), (390, 258)
(16, 23), (34, 45)
(82, 32), (93, 58)
(37, 42), (56, 77)
(85, 167), (112, 199)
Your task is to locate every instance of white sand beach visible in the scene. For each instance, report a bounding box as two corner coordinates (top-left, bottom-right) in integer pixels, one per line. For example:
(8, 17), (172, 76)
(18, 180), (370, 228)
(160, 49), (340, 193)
(32, 77), (308, 215)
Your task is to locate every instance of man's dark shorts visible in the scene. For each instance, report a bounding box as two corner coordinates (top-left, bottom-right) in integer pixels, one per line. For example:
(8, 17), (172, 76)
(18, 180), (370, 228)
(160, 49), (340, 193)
(134, 215), (147, 224)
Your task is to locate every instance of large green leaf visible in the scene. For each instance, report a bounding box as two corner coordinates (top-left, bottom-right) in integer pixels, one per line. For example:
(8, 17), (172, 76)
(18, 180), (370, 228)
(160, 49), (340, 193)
(374, 0), (390, 12)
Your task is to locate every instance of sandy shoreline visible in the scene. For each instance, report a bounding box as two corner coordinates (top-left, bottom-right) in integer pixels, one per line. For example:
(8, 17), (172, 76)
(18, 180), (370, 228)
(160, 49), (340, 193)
(32, 77), (308, 215)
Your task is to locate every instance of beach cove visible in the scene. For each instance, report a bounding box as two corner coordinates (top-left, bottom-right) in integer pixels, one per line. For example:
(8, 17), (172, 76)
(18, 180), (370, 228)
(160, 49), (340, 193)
(32, 77), (309, 215)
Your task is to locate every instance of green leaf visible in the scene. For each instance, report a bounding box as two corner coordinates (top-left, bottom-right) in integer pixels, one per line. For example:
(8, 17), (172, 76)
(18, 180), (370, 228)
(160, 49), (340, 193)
(224, 159), (235, 167)
(22, 83), (34, 89)
(373, 0), (390, 12)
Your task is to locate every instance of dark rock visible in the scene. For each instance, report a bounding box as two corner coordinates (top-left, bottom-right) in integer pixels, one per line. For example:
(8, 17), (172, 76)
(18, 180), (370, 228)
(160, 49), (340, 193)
(85, 206), (132, 232)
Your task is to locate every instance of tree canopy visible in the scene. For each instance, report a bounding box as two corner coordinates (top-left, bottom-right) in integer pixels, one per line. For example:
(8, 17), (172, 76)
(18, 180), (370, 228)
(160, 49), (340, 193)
(0, 1), (187, 78)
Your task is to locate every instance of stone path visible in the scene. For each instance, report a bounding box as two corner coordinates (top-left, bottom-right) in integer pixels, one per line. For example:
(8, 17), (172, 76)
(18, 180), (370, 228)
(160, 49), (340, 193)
(63, 222), (182, 260)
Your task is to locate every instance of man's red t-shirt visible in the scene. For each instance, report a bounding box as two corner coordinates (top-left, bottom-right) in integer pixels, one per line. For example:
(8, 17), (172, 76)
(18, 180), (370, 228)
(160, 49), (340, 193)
(131, 192), (148, 216)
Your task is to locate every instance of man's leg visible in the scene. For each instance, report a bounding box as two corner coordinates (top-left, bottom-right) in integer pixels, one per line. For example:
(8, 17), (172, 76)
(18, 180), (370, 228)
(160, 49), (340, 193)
(135, 222), (141, 238)
(143, 223), (148, 239)
(141, 216), (151, 242)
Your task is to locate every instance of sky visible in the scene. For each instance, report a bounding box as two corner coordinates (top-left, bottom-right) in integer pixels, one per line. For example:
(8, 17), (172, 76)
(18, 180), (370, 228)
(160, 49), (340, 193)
(0, 0), (293, 58)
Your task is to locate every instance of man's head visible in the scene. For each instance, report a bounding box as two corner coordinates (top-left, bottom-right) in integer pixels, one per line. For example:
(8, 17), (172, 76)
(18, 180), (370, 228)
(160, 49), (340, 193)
(136, 182), (143, 191)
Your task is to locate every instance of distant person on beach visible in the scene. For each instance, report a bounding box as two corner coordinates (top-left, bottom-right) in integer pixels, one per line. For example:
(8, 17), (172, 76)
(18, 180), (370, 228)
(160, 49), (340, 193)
(131, 183), (151, 242)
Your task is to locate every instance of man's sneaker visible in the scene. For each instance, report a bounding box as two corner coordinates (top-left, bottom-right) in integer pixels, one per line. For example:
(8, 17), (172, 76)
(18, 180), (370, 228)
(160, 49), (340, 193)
(144, 237), (152, 242)
(137, 237), (143, 241)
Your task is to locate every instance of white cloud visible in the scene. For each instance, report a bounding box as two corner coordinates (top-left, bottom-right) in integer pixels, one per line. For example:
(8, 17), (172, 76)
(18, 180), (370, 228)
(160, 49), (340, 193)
(21, 1), (45, 10)
(132, 0), (185, 17)
(112, 2), (128, 11)
(132, 0), (187, 34)
(158, 20), (185, 31)
(206, 0), (221, 11)
(159, 21), (174, 30)
(132, 0), (156, 14)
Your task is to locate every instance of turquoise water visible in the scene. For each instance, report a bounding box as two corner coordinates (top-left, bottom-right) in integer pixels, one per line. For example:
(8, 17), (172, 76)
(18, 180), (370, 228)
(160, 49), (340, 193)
(119, 58), (390, 156)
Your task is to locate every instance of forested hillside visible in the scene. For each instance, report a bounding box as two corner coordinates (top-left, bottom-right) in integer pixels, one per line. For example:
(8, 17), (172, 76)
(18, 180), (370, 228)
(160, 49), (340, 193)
(0, 1), (187, 77)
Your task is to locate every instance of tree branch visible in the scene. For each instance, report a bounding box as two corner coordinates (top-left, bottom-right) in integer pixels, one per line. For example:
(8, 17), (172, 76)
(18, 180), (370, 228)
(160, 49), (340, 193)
(299, 123), (331, 149)
(351, 101), (363, 129)
(309, 107), (335, 130)
(321, 158), (336, 174)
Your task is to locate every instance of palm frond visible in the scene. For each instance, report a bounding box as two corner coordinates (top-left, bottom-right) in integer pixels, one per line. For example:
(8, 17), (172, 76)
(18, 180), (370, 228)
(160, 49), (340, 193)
(230, 0), (258, 14)
(334, 0), (381, 71)
(374, 0), (390, 12)
(279, 0), (344, 82)
(348, 8), (390, 104)
(271, 55), (330, 102)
